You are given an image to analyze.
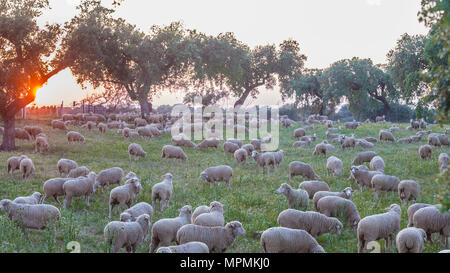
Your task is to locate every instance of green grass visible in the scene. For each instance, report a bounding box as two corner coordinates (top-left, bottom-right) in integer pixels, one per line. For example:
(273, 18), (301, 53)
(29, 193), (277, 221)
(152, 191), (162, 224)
(0, 118), (448, 253)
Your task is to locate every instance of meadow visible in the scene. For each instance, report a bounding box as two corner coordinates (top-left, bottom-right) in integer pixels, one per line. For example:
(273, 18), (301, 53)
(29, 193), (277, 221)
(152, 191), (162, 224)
(0, 117), (448, 253)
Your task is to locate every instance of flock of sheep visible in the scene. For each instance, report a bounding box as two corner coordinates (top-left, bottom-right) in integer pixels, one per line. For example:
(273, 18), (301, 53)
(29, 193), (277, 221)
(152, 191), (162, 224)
(0, 112), (449, 253)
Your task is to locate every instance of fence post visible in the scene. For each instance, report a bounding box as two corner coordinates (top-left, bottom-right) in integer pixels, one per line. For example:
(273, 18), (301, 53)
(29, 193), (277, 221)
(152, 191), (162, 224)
(60, 101), (64, 118)
(22, 107), (26, 119)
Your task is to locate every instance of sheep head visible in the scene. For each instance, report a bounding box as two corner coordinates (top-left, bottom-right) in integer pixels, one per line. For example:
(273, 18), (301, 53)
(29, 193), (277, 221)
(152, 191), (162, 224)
(227, 221), (246, 236)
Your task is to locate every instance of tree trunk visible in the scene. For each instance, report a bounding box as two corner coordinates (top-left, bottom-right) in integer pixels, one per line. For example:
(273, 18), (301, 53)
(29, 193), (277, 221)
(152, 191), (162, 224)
(0, 116), (16, 151)
(139, 99), (152, 119)
(233, 88), (252, 109)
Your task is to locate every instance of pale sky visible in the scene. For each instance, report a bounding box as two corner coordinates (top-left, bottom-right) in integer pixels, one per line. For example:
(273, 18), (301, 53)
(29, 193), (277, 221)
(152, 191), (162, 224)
(34, 0), (430, 107)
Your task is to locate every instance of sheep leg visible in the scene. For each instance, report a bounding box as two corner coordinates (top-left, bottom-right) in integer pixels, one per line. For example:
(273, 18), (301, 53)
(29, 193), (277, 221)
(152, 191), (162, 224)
(85, 195), (90, 206)
(358, 239), (365, 253)
(53, 196), (61, 207)
(160, 200), (164, 211)
(150, 236), (160, 253)
(109, 204), (114, 218)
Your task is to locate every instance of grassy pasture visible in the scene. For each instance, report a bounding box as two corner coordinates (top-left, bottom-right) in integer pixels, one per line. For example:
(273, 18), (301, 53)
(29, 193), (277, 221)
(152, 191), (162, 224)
(0, 118), (448, 253)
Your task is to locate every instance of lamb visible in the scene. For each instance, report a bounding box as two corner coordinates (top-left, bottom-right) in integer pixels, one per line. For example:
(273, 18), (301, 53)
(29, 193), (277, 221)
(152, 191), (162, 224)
(345, 121), (360, 129)
(120, 202), (154, 223)
(83, 121), (96, 131)
(251, 151), (277, 175)
(369, 156), (385, 172)
(298, 181), (330, 200)
(151, 173), (173, 211)
(413, 206), (450, 247)
(0, 199), (60, 230)
(370, 174), (400, 200)
(418, 144), (432, 160)
(428, 134), (442, 147)
(276, 183), (309, 210)
(13, 192), (42, 205)
(98, 122), (107, 134)
(289, 161), (320, 181)
(57, 158), (78, 176)
(150, 205), (192, 253)
(223, 141), (240, 156)
(396, 227), (427, 253)
(176, 221), (246, 253)
(15, 128), (32, 141)
(407, 203), (437, 227)
(109, 177), (142, 218)
(67, 131), (85, 143)
(233, 148), (248, 165)
(161, 145), (188, 161)
(379, 130), (395, 142)
(197, 138), (219, 149)
(352, 151), (377, 165)
(277, 209), (343, 238)
(438, 153), (449, 171)
(171, 134), (196, 148)
(128, 143), (147, 161)
(200, 165), (233, 187)
(293, 128), (306, 138)
(67, 166), (90, 178)
(260, 227), (325, 253)
(398, 180), (420, 204)
(104, 214), (151, 253)
(313, 142), (328, 156)
(156, 242), (209, 253)
(341, 136), (356, 149)
(42, 177), (72, 206)
(312, 187), (354, 211)
(317, 196), (361, 230)
(326, 156), (343, 176)
(241, 143), (255, 156)
(350, 166), (383, 191)
(94, 167), (124, 191)
(20, 157), (35, 180)
(62, 172), (97, 208)
(6, 155), (28, 178)
(52, 120), (68, 131)
(357, 204), (402, 253)
(193, 201), (225, 227)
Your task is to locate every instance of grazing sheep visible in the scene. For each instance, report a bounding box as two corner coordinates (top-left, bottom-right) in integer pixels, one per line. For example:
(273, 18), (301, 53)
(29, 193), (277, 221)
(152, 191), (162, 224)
(15, 128), (32, 141)
(19, 157), (35, 180)
(345, 121), (360, 129)
(438, 153), (449, 172)
(357, 204), (402, 253)
(293, 128), (306, 138)
(156, 242), (209, 253)
(379, 130), (395, 142)
(67, 131), (85, 143)
(176, 221), (246, 253)
(410, 119), (420, 129)
(376, 115), (386, 123)
(240, 144), (255, 156)
(371, 174), (400, 200)
(298, 181), (330, 200)
(150, 205), (192, 253)
(62, 172), (97, 208)
(161, 145), (188, 161)
(341, 136), (356, 149)
(6, 155), (28, 178)
(352, 151), (377, 165)
(350, 166), (383, 191)
(260, 227), (325, 253)
(120, 202), (154, 223)
(51, 120), (68, 131)
(128, 143), (147, 161)
(419, 144), (432, 160)
(312, 187), (354, 211)
(273, 150), (284, 168)
(398, 180), (420, 204)
(317, 196), (361, 230)
(13, 192), (42, 205)
(67, 166), (90, 178)
(407, 203), (437, 227)
(194, 201), (225, 227)
(276, 183), (309, 210)
(250, 139), (263, 150)
(357, 139), (375, 149)
(233, 148), (248, 165)
(104, 214), (151, 253)
(98, 123), (107, 134)
(313, 142), (328, 156)
(326, 156), (343, 176)
(34, 134), (49, 153)
(42, 178), (72, 206)
(396, 227), (427, 253)
(435, 134), (450, 146)
(227, 138), (243, 147)
(0, 199), (60, 230)
(370, 156), (385, 172)
(223, 141), (240, 156)
(251, 151), (277, 175)
(398, 137), (413, 144)
(289, 161), (320, 181)
(365, 137), (378, 143)
(94, 167), (124, 191)
(24, 126), (43, 139)
(200, 165), (233, 187)
(293, 140), (311, 147)
(428, 134), (442, 147)
(152, 173), (173, 211)
(413, 206), (450, 247)
(109, 177), (142, 218)
(192, 205), (210, 223)
(57, 159), (78, 176)
(278, 209), (343, 238)
(197, 138), (219, 149)
(171, 134), (196, 148)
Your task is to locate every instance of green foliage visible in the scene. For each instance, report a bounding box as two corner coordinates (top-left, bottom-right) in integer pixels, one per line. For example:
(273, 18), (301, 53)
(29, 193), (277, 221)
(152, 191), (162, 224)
(278, 104), (300, 121)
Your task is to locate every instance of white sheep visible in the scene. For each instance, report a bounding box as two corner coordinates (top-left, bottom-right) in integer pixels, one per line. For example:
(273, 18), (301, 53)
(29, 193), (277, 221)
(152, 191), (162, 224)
(161, 145), (188, 161)
(6, 155), (28, 178)
(67, 131), (85, 143)
(156, 242), (209, 253)
(396, 227), (427, 253)
(233, 148), (248, 165)
(104, 214), (151, 253)
(357, 204), (402, 253)
(200, 165), (233, 187)
(277, 209), (343, 238)
(223, 141), (240, 156)
(67, 166), (90, 178)
(398, 180), (420, 204)
(57, 159), (78, 176)
(19, 157), (35, 180)
(326, 156), (343, 176)
(193, 201), (225, 227)
(109, 177), (142, 218)
(352, 151), (377, 165)
(150, 205), (192, 253)
(350, 166), (383, 191)
(260, 227), (325, 253)
(191, 205), (210, 223)
(316, 196), (361, 231)
(251, 151), (277, 175)
(438, 153), (449, 172)
(176, 221), (246, 253)
(62, 172), (97, 208)
(42, 177), (72, 206)
(276, 183), (309, 210)
(289, 161), (320, 181)
(151, 173), (173, 211)
(369, 156), (385, 172)
(0, 199), (60, 230)
(128, 143), (147, 161)
(371, 174), (400, 200)
(13, 192), (42, 205)
(94, 167), (124, 191)
(312, 187), (354, 211)
(298, 181), (330, 200)
(407, 203), (437, 227)
(413, 206), (450, 247)
(120, 202), (154, 223)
